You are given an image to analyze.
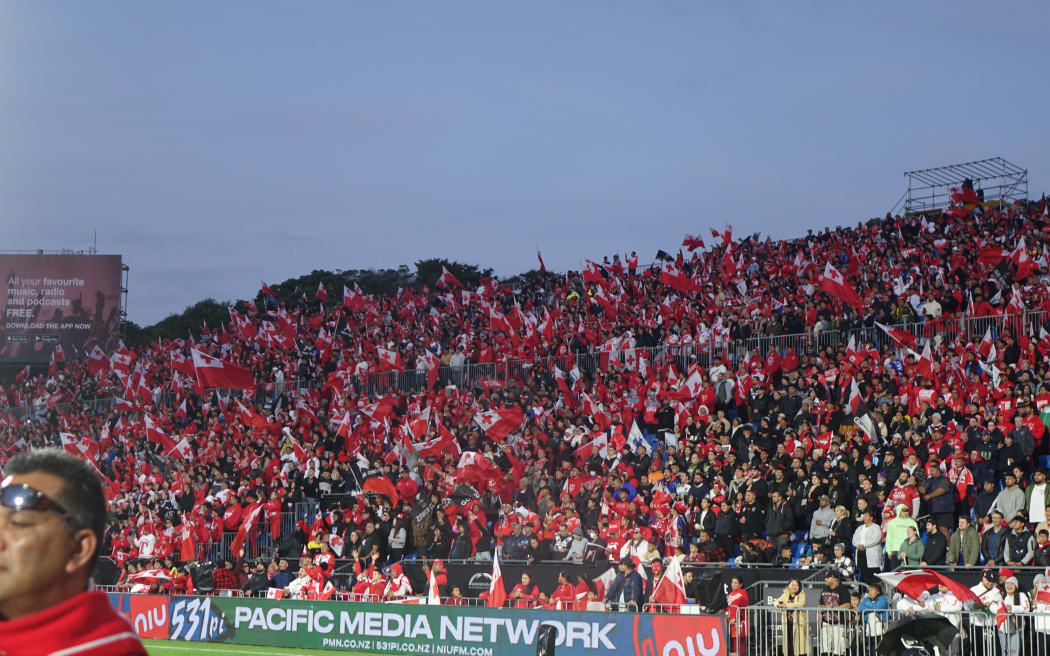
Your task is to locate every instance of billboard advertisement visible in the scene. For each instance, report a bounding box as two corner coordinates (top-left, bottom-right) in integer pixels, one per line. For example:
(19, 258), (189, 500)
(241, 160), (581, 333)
(0, 254), (122, 363)
(108, 594), (727, 656)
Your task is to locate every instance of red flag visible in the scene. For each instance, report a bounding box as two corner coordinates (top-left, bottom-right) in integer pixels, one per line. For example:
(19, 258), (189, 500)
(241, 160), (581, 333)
(87, 346), (110, 376)
(582, 260), (603, 285)
(875, 321), (917, 350)
(1006, 287), (1025, 316)
(144, 415), (176, 451)
(682, 234), (705, 251)
(170, 350), (196, 375)
(174, 398), (188, 420)
(650, 556), (689, 610)
(60, 433), (99, 461)
(343, 284), (365, 311)
(180, 518), (196, 562)
(659, 263), (693, 294)
(819, 262), (864, 311)
(978, 246), (1005, 267)
(14, 365), (30, 382)
(316, 281), (327, 305)
(376, 346), (403, 371)
(423, 350), (441, 390)
(110, 345), (135, 375)
(877, 570), (980, 607)
(487, 557), (507, 608)
(488, 306), (514, 335)
(437, 266), (463, 289)
(536, 250), (546, 274)
(848, 378), (863, 414)
(456, 451), (503, 489)
(913, 342), (935, 380)
(360, 397), (398, 422)
(230, 505), (263, 557)
(473, 407), (524, 441)
(165, 437), (194, 461)
(362, 476), (399, 503)
(976, 327), (994, 361)
(191, 349), (254, 390)
(113, 397), (140, 413)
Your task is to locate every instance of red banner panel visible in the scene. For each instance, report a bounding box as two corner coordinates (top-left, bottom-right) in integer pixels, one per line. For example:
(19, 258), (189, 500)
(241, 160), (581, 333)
(1, 254), (122, 363)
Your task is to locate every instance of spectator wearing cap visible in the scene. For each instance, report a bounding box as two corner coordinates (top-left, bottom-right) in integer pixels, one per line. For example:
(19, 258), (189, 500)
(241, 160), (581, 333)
(851, 509), (883, 584)
(884, 504), (918, 569)
(605, 557), (643, 611)
(970, 570), (1004, 656)
(1000, 576), (1030, 656)
(992, 473), (1025, 525)
(810, 494), (835, 544)
(1004, 515), (1035, 567)
(566, 527), (587, 562)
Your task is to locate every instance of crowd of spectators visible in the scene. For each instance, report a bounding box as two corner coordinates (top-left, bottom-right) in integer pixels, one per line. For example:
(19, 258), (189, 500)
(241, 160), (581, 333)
(3, 196), (1050, 610)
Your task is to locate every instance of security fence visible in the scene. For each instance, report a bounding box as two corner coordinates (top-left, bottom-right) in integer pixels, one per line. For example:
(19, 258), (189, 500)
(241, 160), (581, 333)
(737, 604), (1050, 656)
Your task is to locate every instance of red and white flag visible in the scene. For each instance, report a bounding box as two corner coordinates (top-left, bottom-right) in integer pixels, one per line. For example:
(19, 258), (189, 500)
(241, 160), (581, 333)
(875, 321), (917, 350)
(912, 341), (936, 380)
(165, 437), (194, 461)
(473, 408), (524, 442)
(110, 346), (135, 375)
(976, 327), (995, 361)
(877, 570), (980, 607)
(191, 349), (254, 390)
(437, 266), (463, 289)
(428, 567), (442, 605)
(144, 415), (176, 451)
(87, 345), (110, 375)
(376, 346), (403, 371)
(819, 262), (865, 311)
(316, 281), (327, 305)
(649, 556), (689, 611)
(60, 433), (99, 461)
(487, 557), (507, 608)
(229, 505), (263, 557)
(343, 284), (365, 311)
(848, 378), (863, 414)
(170, 350), (196, 376)
(488, 306), (514, 334)
(456, 451), (503, 489)
(682, 234), (705, 251)
(179, 518), (196, 562)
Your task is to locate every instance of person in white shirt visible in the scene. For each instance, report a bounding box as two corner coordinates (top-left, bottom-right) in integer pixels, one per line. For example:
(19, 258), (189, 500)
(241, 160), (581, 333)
(970, 570), (1003, 656)
(851, 509), (884, 583)
(619, 527), (650, 562)
(999, 577), (1030, 656)
(1027, 469), (1049, 525)
(926, 585), (962, 628)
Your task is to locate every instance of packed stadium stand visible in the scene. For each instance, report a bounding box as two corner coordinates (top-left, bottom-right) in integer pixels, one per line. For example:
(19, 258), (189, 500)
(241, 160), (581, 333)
(4, 194), (1050, 624)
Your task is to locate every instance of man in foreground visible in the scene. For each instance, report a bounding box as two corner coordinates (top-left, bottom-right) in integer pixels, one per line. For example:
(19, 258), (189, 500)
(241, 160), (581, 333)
(0, 448), (146, 655)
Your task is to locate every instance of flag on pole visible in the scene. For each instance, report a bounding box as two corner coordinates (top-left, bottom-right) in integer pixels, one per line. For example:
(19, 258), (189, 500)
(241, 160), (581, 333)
(487, 557), (507, 608)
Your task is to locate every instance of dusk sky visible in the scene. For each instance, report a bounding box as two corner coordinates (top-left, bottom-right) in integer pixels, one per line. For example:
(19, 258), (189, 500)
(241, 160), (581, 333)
(3, 2), (1047, 326)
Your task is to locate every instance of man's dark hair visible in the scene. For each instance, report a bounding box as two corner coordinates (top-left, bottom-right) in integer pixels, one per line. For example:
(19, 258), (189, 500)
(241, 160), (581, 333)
(4, 448), (107, 570)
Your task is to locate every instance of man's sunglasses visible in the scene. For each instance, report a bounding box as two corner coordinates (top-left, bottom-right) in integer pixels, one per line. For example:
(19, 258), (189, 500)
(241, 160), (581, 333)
(1, 481), (74, 521)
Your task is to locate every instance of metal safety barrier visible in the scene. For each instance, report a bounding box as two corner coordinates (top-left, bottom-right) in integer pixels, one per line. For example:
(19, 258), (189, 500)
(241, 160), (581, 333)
(738, 604), (1050, 656)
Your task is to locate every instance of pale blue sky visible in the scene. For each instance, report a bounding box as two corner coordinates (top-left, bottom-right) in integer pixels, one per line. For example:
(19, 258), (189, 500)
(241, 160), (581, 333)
(2, 2), (1047, 324)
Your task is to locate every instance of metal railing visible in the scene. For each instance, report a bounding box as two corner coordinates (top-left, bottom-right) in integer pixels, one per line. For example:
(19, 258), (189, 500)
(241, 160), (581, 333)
(739, 604), (1050, 656)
